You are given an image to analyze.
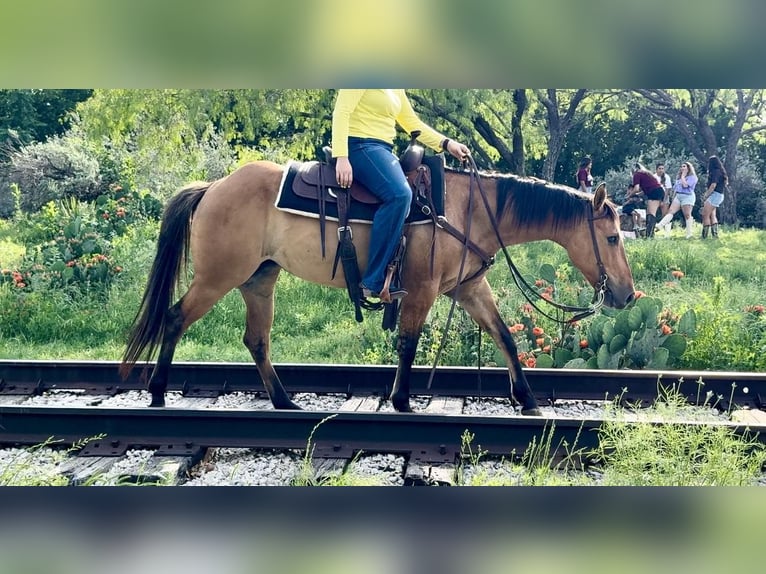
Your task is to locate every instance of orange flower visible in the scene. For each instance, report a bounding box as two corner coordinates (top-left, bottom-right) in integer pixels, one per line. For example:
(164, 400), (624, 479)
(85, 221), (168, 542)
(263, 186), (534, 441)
(536, 337), (545, 347)
(580, 339), (589, 348)
(542, 345), (551, 353)
(508, 323), (525, 333)
(532, 327), (544, 336)
(634, 290), (646, 299)
(534, 279), (545, 287)
(671, 270), (684, 279)
(525, 357), (536, 368)
(661, 324), (672, 335)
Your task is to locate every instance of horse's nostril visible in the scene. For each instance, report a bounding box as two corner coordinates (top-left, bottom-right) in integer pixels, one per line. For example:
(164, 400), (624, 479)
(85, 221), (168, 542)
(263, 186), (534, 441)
(626, 292), (636, 305)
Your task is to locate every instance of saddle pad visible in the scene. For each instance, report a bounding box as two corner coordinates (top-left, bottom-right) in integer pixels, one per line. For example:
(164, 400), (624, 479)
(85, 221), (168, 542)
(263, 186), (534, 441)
(275, 154), (446, 225)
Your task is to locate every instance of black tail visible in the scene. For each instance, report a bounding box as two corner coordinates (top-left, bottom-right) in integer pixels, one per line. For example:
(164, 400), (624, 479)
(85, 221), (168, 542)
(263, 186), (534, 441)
(119, 183), (209, 379)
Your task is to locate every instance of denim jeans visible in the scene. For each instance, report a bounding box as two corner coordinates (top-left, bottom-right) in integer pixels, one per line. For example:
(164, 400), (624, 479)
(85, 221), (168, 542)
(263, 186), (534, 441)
(348, 137), (411, 292)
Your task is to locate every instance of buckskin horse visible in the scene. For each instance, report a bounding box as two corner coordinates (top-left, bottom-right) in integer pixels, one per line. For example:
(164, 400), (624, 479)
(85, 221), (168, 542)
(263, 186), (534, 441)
(120, 158), (635, 416)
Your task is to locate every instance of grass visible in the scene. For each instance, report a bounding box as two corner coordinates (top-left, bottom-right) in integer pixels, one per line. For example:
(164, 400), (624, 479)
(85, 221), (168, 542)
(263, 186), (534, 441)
(458, 382), (766, 486)
(2, 222), (766, 373)
(290, 415), (387, 486)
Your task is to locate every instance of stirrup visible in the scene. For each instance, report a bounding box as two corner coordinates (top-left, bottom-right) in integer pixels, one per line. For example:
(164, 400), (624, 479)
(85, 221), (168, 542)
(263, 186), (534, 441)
(361, 285), (408, 301)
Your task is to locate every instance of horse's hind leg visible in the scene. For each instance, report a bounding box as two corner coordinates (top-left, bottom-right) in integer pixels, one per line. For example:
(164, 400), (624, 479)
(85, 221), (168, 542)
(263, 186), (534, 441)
(239, 261), (300, 410)
(148, 282), (229, 407)
(453, 278), (541, 416)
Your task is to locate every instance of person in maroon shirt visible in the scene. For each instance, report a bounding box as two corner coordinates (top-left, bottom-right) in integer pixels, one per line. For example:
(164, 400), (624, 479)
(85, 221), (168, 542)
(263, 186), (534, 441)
(576, 156), (594, 194)
(629, 163), (665, 237)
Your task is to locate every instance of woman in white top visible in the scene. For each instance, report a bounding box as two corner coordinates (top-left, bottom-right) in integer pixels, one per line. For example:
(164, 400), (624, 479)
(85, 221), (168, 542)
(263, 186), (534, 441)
(656, 161), (698, 238)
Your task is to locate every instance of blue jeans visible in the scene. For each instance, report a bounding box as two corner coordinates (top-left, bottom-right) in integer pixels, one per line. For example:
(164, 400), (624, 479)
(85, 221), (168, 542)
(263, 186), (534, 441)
(348, 137), (411, 292)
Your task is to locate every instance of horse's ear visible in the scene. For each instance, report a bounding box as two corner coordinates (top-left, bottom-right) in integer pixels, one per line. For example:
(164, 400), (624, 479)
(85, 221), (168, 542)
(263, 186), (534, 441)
(593, 183), (607, 211)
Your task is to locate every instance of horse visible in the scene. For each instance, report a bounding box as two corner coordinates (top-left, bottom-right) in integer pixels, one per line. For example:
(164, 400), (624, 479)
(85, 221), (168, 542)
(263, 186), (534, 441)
(119, 160), (635, 416)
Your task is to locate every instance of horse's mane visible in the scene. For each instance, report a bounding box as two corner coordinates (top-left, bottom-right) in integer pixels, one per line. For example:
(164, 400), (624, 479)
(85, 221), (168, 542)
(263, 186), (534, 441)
(447, 167), (616, 231)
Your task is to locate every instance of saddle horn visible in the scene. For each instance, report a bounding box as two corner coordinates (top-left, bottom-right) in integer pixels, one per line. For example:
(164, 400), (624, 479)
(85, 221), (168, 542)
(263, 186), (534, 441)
(399, 130), (424, 173)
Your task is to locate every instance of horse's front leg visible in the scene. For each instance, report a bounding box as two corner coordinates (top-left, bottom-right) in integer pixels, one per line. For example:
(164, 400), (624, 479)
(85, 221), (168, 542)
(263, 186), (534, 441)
(453, 278), (542, 416)
(389, 298), (432, 412)
(390, 332), (420, 412)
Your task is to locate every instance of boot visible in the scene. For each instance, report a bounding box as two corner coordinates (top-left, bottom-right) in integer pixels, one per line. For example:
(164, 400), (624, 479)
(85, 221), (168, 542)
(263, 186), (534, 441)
(702, 225), (710, 239)
(685, 218), (694, 239)
(645, 213), (656, 238)
(711, 223), (719, 238)
(657, 214), (673, 237)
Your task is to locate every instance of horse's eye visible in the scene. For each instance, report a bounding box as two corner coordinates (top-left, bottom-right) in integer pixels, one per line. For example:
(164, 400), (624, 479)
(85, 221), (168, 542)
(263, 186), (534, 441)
(607, 235), (619, 245)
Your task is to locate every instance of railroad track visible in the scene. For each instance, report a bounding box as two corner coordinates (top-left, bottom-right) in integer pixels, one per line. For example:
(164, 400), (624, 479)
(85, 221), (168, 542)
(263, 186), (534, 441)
(1, 360), (765, 485)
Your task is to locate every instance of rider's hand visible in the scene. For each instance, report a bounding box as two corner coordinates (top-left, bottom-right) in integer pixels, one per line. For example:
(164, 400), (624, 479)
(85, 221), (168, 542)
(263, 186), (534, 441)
(446, 140), (470, 162)
(335, 157), (353, 188)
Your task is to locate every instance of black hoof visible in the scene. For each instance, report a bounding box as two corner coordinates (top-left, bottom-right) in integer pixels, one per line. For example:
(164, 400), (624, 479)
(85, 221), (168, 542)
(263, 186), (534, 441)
(521, 407), (542, 416)
(149, 397), (165, 408)
(391, 398), (412, 412)
(275, 400), (302, 410)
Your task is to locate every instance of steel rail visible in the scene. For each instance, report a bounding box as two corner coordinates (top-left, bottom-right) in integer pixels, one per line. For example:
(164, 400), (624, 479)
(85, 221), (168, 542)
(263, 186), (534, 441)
(1, 360), (764, 410)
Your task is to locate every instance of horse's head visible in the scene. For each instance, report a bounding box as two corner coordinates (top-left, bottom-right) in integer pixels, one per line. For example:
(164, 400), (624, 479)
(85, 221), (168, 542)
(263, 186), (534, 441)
(566, 183), (636, 309)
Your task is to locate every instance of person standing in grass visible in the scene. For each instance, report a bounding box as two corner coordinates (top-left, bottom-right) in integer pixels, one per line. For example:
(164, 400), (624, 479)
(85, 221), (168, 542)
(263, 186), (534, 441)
(576, 156), (594, 194)
(629, 163), (665, 238)
(655, 162), (673, 220)
(701, 155), (727, 239)
(656, 161), (698, 238)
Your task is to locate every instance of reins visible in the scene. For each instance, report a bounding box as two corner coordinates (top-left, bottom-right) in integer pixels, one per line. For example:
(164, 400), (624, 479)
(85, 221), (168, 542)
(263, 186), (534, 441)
(426, 155), (611, 389)
(466, 155), (608, 325)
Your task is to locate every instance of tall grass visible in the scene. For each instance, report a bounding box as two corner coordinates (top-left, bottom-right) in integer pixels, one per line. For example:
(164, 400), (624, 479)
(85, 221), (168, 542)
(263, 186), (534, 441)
(459, 383), (766, 486)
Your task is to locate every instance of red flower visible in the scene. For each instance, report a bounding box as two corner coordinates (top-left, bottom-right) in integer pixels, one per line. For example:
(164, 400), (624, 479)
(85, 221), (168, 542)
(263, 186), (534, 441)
(661, 324), (672, 335)
(532, 327), (544, 336)
(671, 270), (684, 279)
(580, 339), (588, 348)
(634, 290), (646, 299)
(525, 357), (536, 368)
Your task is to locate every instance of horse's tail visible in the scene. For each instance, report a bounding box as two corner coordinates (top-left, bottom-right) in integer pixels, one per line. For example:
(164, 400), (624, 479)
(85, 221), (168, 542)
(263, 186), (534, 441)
(119, 182), (210, 379)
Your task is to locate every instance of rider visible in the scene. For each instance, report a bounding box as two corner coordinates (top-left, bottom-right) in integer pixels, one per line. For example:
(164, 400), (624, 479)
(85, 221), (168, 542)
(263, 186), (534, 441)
(331, 89), (469, 301)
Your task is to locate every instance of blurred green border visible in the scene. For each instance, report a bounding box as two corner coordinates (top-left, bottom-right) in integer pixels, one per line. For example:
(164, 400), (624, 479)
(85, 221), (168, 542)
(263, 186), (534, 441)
(2, 0), (764, 87)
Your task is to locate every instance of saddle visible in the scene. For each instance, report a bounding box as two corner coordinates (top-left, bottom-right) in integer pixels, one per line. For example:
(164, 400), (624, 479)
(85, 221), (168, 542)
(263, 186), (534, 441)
(290, 135), (441, 329)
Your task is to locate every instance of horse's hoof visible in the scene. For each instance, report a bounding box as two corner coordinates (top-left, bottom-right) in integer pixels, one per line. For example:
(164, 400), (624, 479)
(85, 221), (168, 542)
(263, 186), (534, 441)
(149, 397), (165, 408)
(521, 407), (542, 416)
(276, 400), (302, 410)
(392, 399), (412, 413)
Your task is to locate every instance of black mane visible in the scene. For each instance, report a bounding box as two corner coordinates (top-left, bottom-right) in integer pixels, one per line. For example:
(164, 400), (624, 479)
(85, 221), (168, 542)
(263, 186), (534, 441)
(448, 167), (615, 230)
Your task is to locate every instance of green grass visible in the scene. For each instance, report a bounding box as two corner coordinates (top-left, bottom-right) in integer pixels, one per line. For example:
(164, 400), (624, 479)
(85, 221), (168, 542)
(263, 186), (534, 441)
(2, 222), (766, 373)
(459, 382), (766, 486)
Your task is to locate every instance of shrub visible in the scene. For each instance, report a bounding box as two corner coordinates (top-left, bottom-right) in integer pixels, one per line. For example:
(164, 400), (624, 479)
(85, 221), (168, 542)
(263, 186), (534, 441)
(0, 129), (103, 216)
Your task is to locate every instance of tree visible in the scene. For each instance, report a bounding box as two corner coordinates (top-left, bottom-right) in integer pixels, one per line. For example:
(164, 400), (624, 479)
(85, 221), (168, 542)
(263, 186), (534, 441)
(0, 89), (92, 144)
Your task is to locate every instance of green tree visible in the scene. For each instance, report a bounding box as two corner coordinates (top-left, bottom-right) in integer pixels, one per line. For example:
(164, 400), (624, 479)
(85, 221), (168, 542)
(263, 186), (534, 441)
(0, 89), (92, 143)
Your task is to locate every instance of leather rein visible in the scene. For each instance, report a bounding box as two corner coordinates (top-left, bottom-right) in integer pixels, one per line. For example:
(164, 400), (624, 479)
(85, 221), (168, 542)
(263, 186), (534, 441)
(439, 156), (610, 325)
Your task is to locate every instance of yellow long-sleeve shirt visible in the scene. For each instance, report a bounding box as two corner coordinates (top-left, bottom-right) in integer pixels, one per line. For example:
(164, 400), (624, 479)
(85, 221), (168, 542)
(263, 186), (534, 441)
(331, 89), (446, 158)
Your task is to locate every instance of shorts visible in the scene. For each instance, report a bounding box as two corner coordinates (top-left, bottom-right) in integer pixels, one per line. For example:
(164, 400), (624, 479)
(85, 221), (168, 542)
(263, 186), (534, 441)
(706, 191), (724, 207)
(645, 186), (665, 201)
(674, 192), (696, 207)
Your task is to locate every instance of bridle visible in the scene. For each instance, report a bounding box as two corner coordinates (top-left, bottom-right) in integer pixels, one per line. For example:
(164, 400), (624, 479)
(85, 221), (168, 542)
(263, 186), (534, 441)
(447, 156), (611, 325)
(426, 155), (612, 389)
